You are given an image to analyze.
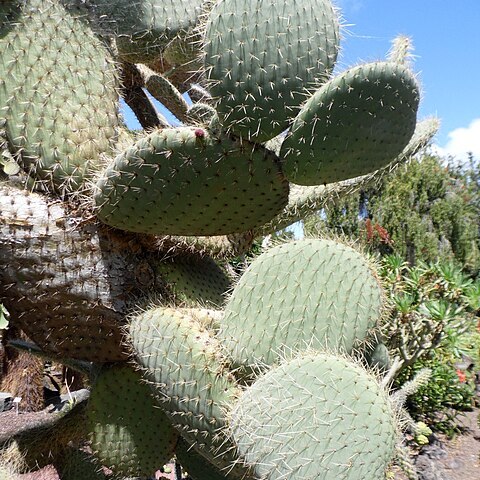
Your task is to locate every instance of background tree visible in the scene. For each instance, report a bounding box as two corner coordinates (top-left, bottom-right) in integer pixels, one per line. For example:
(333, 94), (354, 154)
(304, 154), (480, 273)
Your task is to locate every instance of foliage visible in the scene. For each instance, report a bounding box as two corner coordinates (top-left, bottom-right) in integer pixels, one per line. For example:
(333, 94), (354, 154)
(395, 352), (476, 436)
(375, 254), (479, 433)
(304, 154), (480, 272)
(378, 255), (478, 380)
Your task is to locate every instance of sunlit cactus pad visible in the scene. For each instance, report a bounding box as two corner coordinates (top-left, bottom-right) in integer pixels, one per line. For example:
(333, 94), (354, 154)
(129, 306), (252, 477)
(230, 353), (398, 480)
(129, 307), (238, 448)
(87, 365), (179, 477)
(280, 62), (419, 185)
(95, 127), (289, 236)
(0, 0), (118, 192)
(219, 238), (385, 369)
(82, 0), (205, 62)
(205, 0), (339, 141)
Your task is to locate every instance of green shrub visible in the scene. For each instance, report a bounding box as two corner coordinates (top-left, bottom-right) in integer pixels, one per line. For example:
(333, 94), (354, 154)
(397, 357), (475, 436)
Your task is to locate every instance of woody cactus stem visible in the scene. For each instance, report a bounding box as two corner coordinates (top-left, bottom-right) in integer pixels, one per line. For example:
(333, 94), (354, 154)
(0, 0), (438, 478)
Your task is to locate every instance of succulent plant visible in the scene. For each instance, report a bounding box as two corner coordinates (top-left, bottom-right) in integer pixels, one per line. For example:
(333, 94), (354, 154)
(218, 238), (386, 372)
(86, 365), (179, 477)
(230, 353), (399, 480)
(0, 0), (438, 479)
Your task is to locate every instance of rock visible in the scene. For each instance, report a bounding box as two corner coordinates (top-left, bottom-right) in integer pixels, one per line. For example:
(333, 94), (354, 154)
(446, 458), (464, 470)
(421, 442), (448, 459)
(415, 455), (452, 480)
(0, 392), (12, 411)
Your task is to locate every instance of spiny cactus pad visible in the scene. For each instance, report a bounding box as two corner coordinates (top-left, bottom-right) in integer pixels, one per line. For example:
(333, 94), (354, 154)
(219, 239), (385, 370)
(230, 353), (398, 480)
(95, 127), (289, 235)
(87, 365), (179, 477)
(205, 0), (339, 141)
(55, 448), (108, 480)
(157, 254), (231, 308)
(84, 0), (205, 63)
(129, 307), (247, 476)
(363, 340), (391, 372)
(175, 438), (235, 480)
(280, 62), (419, 185)
(0, 0), (118, 192)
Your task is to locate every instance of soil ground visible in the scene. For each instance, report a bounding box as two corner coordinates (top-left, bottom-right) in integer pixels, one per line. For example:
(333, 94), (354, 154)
(394, 407), (480, 480)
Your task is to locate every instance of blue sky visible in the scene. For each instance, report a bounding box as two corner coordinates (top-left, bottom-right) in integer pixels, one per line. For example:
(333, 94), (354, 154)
(334, 0), (480, 162)
(123, 0), (480, 163)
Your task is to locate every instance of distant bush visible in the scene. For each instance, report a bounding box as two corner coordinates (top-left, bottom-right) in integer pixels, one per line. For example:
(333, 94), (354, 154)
(378, 255), (479, 433)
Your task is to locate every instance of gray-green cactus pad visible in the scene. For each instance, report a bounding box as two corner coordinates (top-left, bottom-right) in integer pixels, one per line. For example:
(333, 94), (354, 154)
(157, 254), (231, 308)
(128, 307), (244, 475)
(230, 353), (398, 480)
(205, 0), (339, 142)
(0, 0), (118, 192)
(280, 62), (419, 185)
(175, 438), (238, 480)
(84, 0), (204, 63)
(363, 340), (391, 372)
(219, 239), (385, 370)
(87, 365), (179, 477)
(95, 127), (289, 236)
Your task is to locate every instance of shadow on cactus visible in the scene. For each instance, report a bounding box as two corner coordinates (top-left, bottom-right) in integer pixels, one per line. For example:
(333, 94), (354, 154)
(0, 0), (439, 479)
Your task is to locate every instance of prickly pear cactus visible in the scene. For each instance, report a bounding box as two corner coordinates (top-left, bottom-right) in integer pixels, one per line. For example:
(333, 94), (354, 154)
(0, 0), (437, 479)
(87, 365), (179, 477)
(204, 0), (340, 141)
(219, 238), (386, 372)
(0, 0), (119, 193)
(230, 353), (398, 480)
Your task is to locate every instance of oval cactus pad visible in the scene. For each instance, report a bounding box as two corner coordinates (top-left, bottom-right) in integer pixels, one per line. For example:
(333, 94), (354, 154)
(87, 365), (178, 477)
(87, 0), (204, 62)
(95, 127), (289, 236)
(205, 0), (339, 141)
(230, 353), (397, 480)
(0, 0), (118, 192)
(219, 238), (385, 370)
(280, 62), (419, 185)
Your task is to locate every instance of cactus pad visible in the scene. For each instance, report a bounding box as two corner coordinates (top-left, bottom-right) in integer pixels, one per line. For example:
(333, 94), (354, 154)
(219, 239), (385, 370)
(129, 307), (237, 442)
(55, 448), (107, 480)
(129, 306), (248, 476)
(87, 365), (179, 477)
(205, 0), (339, 141)
(0, 0), (118, 192)
(95, 127), (289, 236)
(175, 438), (236, 480)
(230, 353), (398, 480)
(280, 62), (419, 185)
(157, 254), (231, 308)
(85, 0), (204, 63)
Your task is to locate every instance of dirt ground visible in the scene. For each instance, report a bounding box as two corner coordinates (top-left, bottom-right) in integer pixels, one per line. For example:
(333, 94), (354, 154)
(1, 406), (479, 480)
(393, 408), (480, 480)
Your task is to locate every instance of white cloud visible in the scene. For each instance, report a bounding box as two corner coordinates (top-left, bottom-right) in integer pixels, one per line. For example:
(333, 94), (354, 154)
(433, 118), (480, 164)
